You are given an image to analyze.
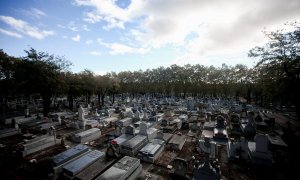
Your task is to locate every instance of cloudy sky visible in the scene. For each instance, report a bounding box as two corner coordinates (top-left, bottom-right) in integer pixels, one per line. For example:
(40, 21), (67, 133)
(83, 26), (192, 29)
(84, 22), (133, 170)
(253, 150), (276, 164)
(0, 0), (299, 74)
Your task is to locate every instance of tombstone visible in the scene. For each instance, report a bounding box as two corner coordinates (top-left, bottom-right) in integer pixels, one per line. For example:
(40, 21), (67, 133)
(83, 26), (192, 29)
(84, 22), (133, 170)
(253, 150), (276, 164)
(121, 104), (126, 111)
(194, 137), (220, 179)
(139, 122), (147, 136)
(216, 115), (226, 128)
(172, 158), (188, 177)
(134, 111), (141, 120)
(143, 109), (148, 120)
(55, 114), (62, 125)
(190, 122), (198, 133)
(24, 108), (30, 117)
(255, 134), (268, 153)
(78, 106), (85, 121)
(78, 106), (86, 129)
(95, 109), (100, 117)
(36, 113), (42, 120)
(244, 121), (256, 137)
(125, 125), (135, 136)
(127, 111), (134, 118)
(241, 109), (247, 118)
(156, 131), (164, 140)
(115, 126), (121, 136)
(206, 113), (212, 121)
(161, 119), (168, 127)
(228, 137), (248, 160)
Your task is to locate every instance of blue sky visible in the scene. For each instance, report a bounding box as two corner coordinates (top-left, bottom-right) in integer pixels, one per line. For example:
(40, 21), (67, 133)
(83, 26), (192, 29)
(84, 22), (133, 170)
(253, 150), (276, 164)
(1, 0), (300, 74)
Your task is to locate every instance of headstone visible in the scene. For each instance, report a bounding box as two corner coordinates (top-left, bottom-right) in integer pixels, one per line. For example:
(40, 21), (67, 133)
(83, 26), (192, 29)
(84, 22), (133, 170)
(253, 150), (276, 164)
(143, 109), (148, 120)
(78, 106), (86, 129)
(135, 111), (140, 118)
(139, 122), (147, 136)
(194, 137), (220, 179)
(216, 115), (226, 128)
(57, 115), (62, 125)
(78, 106), (85, 121)
(172, 158), (188, 176)
(125, 125), (135, 135)
(156, 131), (164, 140)
(190, 122), (198, 133)
(255, 134), (268, 153)
(161, 119), (168, 126)
(24, 108), (29, 117)
(95, 109), (100, 117)
(127, 111), (134, 118)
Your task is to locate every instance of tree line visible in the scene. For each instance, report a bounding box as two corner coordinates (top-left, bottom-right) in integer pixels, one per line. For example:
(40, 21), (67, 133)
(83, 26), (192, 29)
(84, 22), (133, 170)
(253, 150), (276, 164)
(0, 23), (299, 119)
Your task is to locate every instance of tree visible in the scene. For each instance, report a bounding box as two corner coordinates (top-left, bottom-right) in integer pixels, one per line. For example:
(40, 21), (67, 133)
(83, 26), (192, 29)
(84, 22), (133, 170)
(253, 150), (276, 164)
(249, 23), (300, 119)
(0, 50), (20, 120)
(21, 48), (71, 116)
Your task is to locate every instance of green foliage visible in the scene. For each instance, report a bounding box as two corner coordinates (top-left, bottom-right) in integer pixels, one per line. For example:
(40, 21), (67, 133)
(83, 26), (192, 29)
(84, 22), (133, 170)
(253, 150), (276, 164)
(249, 22), (300, 117)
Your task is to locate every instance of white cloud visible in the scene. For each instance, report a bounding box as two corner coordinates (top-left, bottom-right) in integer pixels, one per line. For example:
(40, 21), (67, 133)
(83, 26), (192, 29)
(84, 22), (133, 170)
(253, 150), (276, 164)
(0, 28), (23, 38)
(83, 11), (102, 23)
(0, 15), (54, 39)
(85, 39), (93, 45)
(83, 24), (90, 31)
(57, 24), (66, 29)
(30, 8), (47, 18)
(109, 43), (148, 55)
(22, 8), (47, 19)
(96, 38), (148, 55)
(68, 21), (78, 31)
(89, 51), (102, 56)
(72, 34), (80, 42)
(75, 0), (300, 61)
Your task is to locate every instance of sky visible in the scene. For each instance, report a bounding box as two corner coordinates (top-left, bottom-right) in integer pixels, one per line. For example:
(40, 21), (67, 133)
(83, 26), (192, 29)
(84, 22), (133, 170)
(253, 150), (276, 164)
(0, 0), (300, 74)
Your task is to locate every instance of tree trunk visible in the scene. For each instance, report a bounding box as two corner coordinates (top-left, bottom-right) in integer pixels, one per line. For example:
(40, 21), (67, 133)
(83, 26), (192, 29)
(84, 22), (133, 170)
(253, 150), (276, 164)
(0, 95), (7, 121)
(42, 93), (51, 117)
(98, 94), (101, 107)
(112, 93), (115, 104)
(68, 94), (73, 110)
(295, 100), (300, 121)
(101, 94), (105, 107)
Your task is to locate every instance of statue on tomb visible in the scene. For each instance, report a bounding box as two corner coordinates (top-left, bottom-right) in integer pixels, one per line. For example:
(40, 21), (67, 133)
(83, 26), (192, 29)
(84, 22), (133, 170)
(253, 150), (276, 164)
(78, 106), (85, 121)
(78, 106), (86, 129)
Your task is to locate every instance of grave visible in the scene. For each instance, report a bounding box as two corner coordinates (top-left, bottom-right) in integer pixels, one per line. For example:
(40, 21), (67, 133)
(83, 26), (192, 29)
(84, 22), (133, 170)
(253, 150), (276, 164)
(194, 137), (220, 180)
(63, 150), (105, 177)
(95, 156), (142, 180)
(138, 122), (158, 141)
(78, 106), (86, 129)
(169, 158), (190, 179)
(227, 137), (248, 160)
(21, 135), (61, 157)
(248, 134), (272, 165)
(72, 128), (101, 143)
(213, 115), (228, 142)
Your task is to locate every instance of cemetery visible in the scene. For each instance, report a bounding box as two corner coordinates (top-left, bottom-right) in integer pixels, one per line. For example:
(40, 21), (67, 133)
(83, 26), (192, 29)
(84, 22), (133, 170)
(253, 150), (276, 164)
(0, 94), (298, 180)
